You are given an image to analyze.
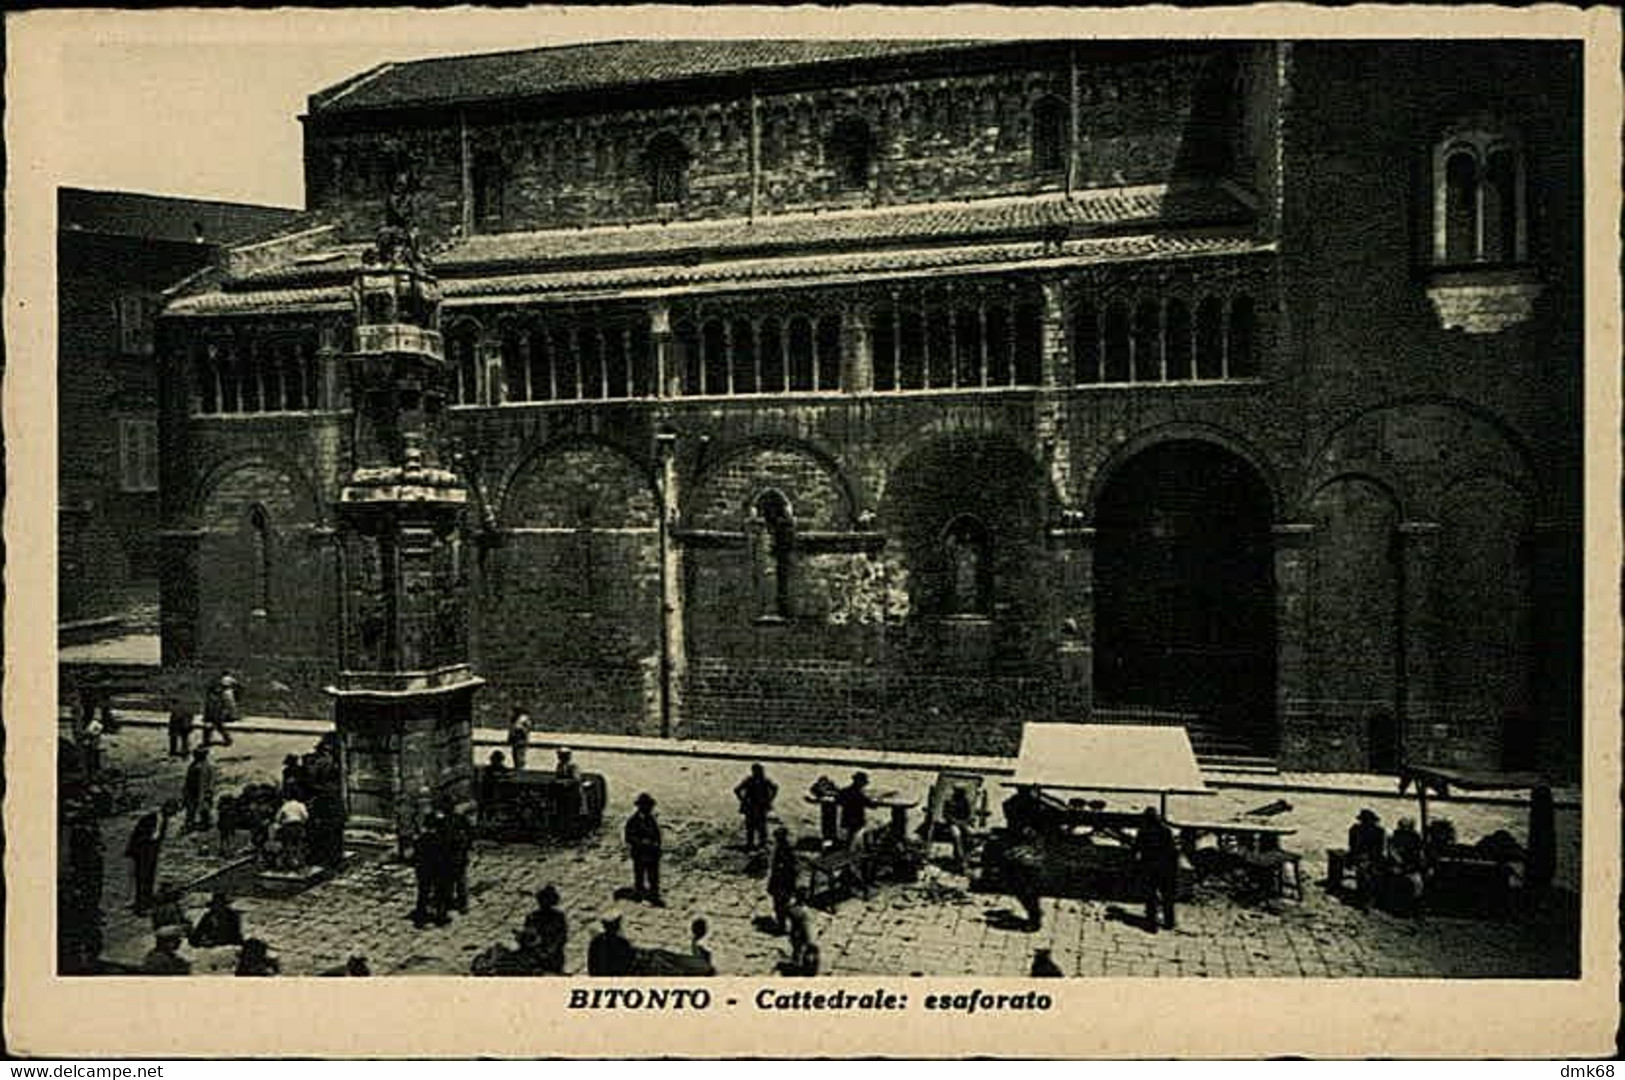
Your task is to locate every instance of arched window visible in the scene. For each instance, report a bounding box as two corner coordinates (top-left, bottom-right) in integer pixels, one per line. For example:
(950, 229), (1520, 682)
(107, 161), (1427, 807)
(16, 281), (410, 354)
(572, 501), (596, 614)
(645, 133), (690, 206)
(472, 152), (505, 231)
(1031, 96), (1067, 175)
(447, 322), (481, 405)
(941, 515), (992, 618)
(828, 117), (874, 191)
(1433, 128), (1526, 265)
(1164, 299), (1193, 381)
(1195, 296), (1225, 380)
(1227, 296), (1256, 378)
(248, 503), (271, 617)
(1133, 301), (1161, 382)
(752, 489), (795, 621)
(1103, 301), (1131, 383)
(1072, 303), (1100, 384)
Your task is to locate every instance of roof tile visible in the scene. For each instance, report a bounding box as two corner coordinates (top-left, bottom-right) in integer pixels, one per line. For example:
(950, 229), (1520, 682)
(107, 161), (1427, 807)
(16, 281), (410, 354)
(311, 40), (992, 114)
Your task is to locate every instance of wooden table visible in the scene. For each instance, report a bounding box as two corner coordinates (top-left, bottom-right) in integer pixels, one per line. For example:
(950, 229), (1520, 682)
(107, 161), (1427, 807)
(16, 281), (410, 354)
(1169, 818), (1302, 899)
(806, 789), (918, 842)
(1168, 817), (1297, 854)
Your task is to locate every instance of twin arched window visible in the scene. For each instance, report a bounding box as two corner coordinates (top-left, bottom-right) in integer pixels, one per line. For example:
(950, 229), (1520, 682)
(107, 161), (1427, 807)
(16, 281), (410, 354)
(1434, 129), (1526, 266)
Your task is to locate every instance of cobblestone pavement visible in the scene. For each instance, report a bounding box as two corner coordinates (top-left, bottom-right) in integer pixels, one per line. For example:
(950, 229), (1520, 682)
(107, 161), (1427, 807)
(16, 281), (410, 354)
(82, 726), (1580, 979)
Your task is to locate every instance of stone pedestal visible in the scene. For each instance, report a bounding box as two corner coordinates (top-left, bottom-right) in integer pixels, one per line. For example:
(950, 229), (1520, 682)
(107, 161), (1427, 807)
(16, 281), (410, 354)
(330, 672), (480, 846)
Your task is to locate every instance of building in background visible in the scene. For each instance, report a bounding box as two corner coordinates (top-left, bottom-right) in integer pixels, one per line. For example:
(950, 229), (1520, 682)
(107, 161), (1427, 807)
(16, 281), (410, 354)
(156, 40), (1583, 775)
(58, 187), (298, 633)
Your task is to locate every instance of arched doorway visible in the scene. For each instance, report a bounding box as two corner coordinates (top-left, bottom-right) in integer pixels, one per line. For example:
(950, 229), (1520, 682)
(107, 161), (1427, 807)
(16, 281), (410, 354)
(1093, 440), (1277, 752)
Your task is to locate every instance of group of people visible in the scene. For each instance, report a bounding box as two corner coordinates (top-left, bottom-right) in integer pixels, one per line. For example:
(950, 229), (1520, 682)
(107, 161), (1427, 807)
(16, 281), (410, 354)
(166, 671), (240, 758)
(1341, 793), (1556, 916)
(408, 792), (474, 928)
(993, 785), (1180, 933)
(138, 888), (290, 977)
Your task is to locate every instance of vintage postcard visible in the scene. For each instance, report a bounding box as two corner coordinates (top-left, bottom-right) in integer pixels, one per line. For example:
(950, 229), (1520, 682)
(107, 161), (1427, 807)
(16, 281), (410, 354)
(5, 4), (1620, 1059)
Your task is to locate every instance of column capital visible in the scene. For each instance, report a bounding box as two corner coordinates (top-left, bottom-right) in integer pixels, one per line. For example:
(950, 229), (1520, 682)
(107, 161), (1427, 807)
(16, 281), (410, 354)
(648, 300), (672, 336)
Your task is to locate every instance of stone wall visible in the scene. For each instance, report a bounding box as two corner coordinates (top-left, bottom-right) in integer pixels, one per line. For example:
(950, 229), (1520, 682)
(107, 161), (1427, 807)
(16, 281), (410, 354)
(1278, 41), (1583, 774)
(303, 43), (1256, 242)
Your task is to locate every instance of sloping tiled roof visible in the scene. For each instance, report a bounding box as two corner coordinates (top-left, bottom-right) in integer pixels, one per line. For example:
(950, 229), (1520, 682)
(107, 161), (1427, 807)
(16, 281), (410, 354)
(310, 40), (992, 114)
(233, 185), (1252, 289)
(58, 187), (300, 246)
(166, 232), (1273, 316)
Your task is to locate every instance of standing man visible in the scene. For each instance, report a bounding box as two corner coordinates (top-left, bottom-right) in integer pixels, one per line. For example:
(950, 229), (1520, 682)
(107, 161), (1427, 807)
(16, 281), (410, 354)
(166, 698), (193, 758)
(625, 792), (665, 906)
(77, 713), (105, 778)
(836, 771), (879, 851)
(440, 794), (473, 915)
(1133, 806), (1180, 933)
(181, 747), (217, 832)
(506, 706), (532, 771)
(733, 763), (778, 852)
(410, 805), (452, 928)
(201, 671), (238, 748)
(125, 800), (178, 913)
(766, 826), (799, 934)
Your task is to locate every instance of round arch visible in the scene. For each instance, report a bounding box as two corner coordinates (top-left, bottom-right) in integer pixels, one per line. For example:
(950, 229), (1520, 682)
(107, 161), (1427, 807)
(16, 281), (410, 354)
(1091, 438), (1278, 750)
(496, 436), (658, 529)
(687, 434), (859, 532)
(1084, 423), (1280, 524)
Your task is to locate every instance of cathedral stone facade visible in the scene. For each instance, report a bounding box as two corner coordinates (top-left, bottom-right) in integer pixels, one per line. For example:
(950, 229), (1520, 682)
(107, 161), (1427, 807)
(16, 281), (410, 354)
(158, 40), (1583, 774)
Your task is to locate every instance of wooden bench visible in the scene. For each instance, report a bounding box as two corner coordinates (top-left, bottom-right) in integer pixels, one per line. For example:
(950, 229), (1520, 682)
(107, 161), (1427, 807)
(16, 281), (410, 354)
(799, 848), (871, 904)
(1241, 849), (1304, 901)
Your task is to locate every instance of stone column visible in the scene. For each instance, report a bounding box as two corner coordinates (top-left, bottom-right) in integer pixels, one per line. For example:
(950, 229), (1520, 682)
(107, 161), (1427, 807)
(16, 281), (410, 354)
(656, 431), (686, 738)
(479, 334), (504, 406)
(1396, 520), (1442, 765)
(650, 302), (677, 399)
(1050, 522), (1096, 721)
(1039, 278), (1070, 388)
(1272, 522), (1315, 763)
(841, 303), (873, 393)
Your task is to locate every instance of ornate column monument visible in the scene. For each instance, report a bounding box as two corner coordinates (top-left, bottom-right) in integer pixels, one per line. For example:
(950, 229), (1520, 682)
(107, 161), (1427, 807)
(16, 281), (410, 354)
(326, 181), (481, 846)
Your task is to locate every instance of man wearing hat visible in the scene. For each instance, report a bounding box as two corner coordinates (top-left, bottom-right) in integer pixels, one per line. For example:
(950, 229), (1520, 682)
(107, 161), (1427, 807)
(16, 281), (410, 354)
(588, 913), (636, 975)
(733, 763), (779, 852)
(142, 925), (191, 975)
(625, 793), (665, 906)
(1347, 808), (1386, 910)
(554, 747), (580, 781)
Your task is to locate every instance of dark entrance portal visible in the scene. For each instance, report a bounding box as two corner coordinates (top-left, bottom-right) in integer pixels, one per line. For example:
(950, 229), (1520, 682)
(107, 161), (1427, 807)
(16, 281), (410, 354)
(1094, 441), (1277, 752)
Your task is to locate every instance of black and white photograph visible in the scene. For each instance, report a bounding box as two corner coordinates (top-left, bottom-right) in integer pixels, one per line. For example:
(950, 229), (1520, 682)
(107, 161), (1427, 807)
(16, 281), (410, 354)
(9, 4), (1620, 1060)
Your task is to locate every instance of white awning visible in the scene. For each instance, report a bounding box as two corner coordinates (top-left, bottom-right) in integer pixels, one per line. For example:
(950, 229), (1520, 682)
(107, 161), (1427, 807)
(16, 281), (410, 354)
(1008, 722), (1210, 796)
